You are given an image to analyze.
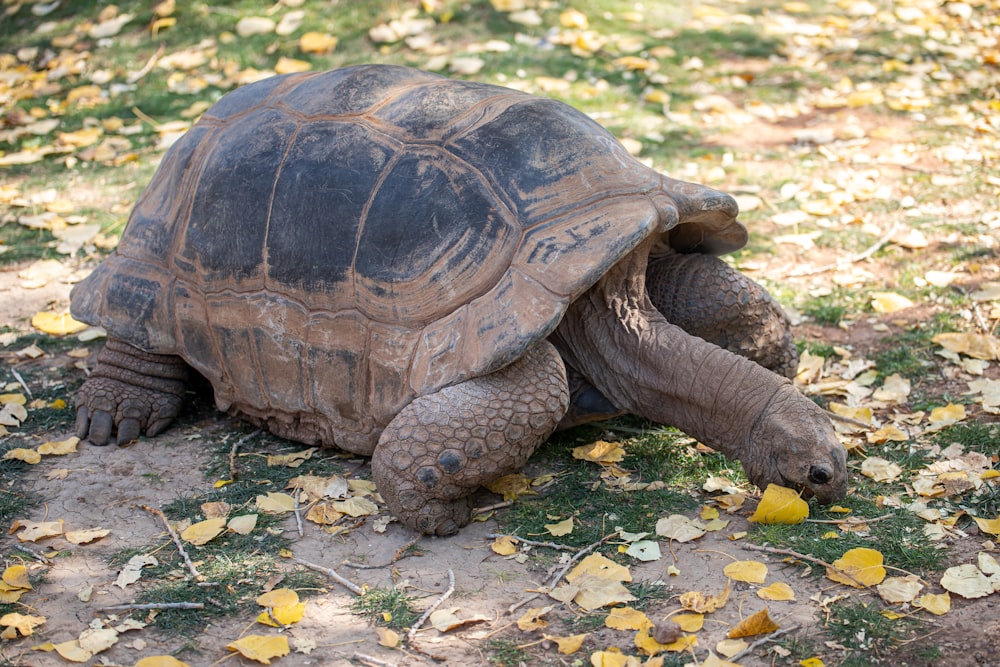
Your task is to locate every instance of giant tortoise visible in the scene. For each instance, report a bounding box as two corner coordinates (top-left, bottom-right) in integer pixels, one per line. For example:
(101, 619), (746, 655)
(71, 64), (847, 535)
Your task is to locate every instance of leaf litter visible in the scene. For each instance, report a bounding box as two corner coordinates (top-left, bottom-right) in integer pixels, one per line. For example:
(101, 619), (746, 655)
(1, 0), (999, 664)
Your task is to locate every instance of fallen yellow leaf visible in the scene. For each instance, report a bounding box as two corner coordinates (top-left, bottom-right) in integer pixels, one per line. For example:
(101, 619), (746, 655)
(65, 527), (110, 545)
(255, 602), (305, 627)
(491, 535), (518, 555)
(31, 310), (88, 335)
(255, 492), (297, 513)
(0, 612), (45, 637)
(545, 517), (574, 536)
(572, 440), (626, 464)
(673, 613), (704, 632)
(932, 332), (1000, 360)
(827, 547), (886, 587)
(134, 656), (193, 667)
(180, 517), (226, 545)
(679, 580), (730, 614)
(748, 485), (809, 525)
(13, 519), (64, 542)
(376, 626), (400, 648)
(256, 589), (299, 608)
(756, 582), (795, 601)
(544, 632), (587, 654)
(723, 560), (768, 584)
(2, 565), (31, 590)
(913, 591), (951, 615)
(484, 473), (536, 501)
(870, 292), (914, 313)
(516, 605), (552, 631)
(37, 436), (80, 455)
(929, 403), (966, 425)
(266, 448), (315, 467)
(876, 575), (924, 603)
(940, 564), (994, 599)
(226, 635), (290, 664)
(299, 31), (338, 54)
(727, 608), (779, 638)
(228, 514), (258, 535)
(973, 515), (1000, 536)
(3, 448), (41, 464)
(605, 606), (651, 631)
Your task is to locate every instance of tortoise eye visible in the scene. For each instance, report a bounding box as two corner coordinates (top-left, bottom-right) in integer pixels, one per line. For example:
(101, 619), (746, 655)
(808, 465), (832, 485)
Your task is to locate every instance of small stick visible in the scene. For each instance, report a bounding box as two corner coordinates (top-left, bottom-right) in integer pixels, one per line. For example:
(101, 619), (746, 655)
(805, 513), (894, 525)
(472, 501), (512, 515)
(742, 544), (868, 589)
(293, 557), (364, 595)
(14, 544), (51, 563)
(10, 368), (31, 397)
(789, 223), (900, 277)
(729, 626), (795, 661)
(352, 653), (397, 667)
(293, 489), (304, 538)
(344, 535), (423, 570)
(141, 505), (204, 582)
(824, 410), (871, 429)
(125, 43), (164, 83)
(229, 429), (260, 480)
(98, 601), (205, 611)
(485, 534), (579, 551)
(407, 569), (456, 645)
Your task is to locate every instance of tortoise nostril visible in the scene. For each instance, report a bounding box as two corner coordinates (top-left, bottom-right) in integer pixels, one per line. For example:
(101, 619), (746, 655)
(808, 465), (831, 485)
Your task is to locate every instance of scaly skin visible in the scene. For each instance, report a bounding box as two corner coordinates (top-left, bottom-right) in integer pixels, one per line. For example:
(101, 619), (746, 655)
(552, 238), (848, 503)
(646, 252), (798, 379)
(75, 339), (188, 446)
(372, 341), (569, 536)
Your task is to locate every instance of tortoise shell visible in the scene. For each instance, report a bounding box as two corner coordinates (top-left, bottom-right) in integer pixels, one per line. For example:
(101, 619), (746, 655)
(70, 64), (747, 454)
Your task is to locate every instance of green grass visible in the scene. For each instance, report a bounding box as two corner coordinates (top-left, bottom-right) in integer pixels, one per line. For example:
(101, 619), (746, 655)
(350, 586), (420, 630)
(827, 600), (918, 663)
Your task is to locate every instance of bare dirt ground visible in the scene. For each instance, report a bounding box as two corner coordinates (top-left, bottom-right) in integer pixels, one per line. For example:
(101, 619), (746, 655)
(0, 268), (998, 667)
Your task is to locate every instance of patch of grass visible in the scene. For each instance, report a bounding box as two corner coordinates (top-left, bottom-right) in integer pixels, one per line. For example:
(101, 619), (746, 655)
(933, 422), (1000, 459)
(751, 494), (943, 575)
(350, 587), (420, 630)
(871, 314), (959, 382)
(625, 579), (672, 611)
(827, 599), (917, 662)
(485, 638), (532, 667)
(500, 424), (702, 546)
(799, 289), (865, 326)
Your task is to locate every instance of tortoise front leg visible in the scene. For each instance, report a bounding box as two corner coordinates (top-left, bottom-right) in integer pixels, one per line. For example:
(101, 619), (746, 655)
(75, 338), (189, 446)
(372, 341), (569, 536)
(646, 253), (799, 378)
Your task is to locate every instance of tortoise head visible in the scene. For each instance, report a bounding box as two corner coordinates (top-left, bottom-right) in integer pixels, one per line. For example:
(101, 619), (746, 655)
(742, 383), (848, 504)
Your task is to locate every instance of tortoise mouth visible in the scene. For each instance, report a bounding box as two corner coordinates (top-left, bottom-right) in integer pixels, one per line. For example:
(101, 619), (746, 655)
(780, 475), (814, 501)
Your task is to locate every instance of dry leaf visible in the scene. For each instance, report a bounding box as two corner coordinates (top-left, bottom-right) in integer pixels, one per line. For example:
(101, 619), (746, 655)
(491, 535), (518, 555)
(723, 560), (768, 584)
(756, 582), (795, 601)
(572, 440), (626, 464)
(115, 554), (157, 589)
(267, 448), (316, 468)
(4, 448), (41, 464)
(376, 626), (400, 648)
(181, 517), (226, 545)
(13, 518), (64, 542)
(727, 608), (780, 638)
(673, 614), (704, 632)
(299, 31), (339, 54)
(226, 635), (290, 664)
(932, 332), (1000, 360)
(544, 633), (587, 654)
(545, 517), (574, 536)
(37, 436), (80, 455)
(876, 575), (924, 603)
(974, 515), (1000, 536)
(861, 457), (903, 482)
(655, 514), (707, 542)
(625, 540), (661, 562)
(679, 580), (731, 613)
(256, 492), (297, 513)
(134, 657), (192, 667)
(2, 565), (31, 590)
(827, 547), (886, 587)
(256, 589), (299, 608)
(228, 514), (258, 535)
(913, 591), (951, 615)
(748, 485), (809, 524)
(605, 606), (651, 631)
(485, 473), (536, 501)
(940, 564), (994, 599)
(256, 602), (305, 627)
(65, 527), (110, 545)
(0, 612), (45, 637)
(871, 292), (915, 313)
(330, 496), (379, 517)
(516, 605), (552, 631)
(428, 607), (490, 632)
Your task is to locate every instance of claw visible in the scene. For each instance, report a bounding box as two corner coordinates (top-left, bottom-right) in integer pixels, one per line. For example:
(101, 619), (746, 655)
(74, 407), (91, 439)
(88, 410), (114, 446)
(116, 418), (142, 446)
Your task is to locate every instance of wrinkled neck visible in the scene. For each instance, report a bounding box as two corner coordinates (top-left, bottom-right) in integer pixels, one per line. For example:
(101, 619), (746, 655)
(550, 243), (789, 457)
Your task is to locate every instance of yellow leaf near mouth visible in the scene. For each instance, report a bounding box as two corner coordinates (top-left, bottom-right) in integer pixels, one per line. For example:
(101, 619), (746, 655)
(748, 485), (809, 525)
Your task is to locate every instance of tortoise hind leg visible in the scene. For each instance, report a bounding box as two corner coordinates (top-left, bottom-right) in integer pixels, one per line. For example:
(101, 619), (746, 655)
(75, 338), (189, 446)
(372, 341), (569, 536)
(646, 253), (798, 378)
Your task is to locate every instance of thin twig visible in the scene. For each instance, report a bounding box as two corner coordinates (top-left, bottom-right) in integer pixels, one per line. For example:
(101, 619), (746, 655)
(824, 410), (872, 429)
(229, 428), (260, 481)
(141, 505), (204, 582)
(125, 43), (164, 83)
(508, 530), (621, 614)
(742, 543), (869, 588)
(293, 489), (304, 538)
(292, 557), (364, 595)
(729, 626), (796, 661)
(352, 653), (397, 667)
(407, 569), (456, 645)
(10, 368), (31, 397)
(788, 223), (901, 277)
(344, 535), (423, 569)
(98, 601), (205, 611)
(14, 544), (50, 563)
(485, 534), (579, 551)
(472, 501), (512, 515)
(805, 513), (894, 525)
